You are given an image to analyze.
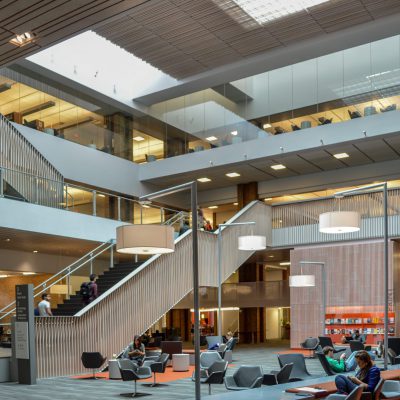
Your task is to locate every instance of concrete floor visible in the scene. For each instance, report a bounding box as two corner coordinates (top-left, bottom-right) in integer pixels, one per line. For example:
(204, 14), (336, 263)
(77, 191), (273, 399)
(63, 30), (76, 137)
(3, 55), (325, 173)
(0, 340), (385, 400)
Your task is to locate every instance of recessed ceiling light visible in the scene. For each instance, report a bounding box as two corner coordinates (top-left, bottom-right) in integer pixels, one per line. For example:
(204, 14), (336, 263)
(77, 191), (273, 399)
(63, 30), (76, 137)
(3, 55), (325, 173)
(279, 220), (283, 223)
(231, 130), (238, 136)
(279, 262), (291, 266)
(22, 272), (36, 276)
(232, 0), (329, 24)
(334, 153), (349, 159)
(141, 204), (151, 209)
(233, 202), (238, 206)
(33, 250), (38, 253)
(197, 177), (212, 183)
(98, 194), (106, 198)
(206, 136), (218, 142)
(208, 205), (218, 209)
(0, 275), (9, 278)
(268, 255), (274, 258)
(226, 172), (241, 178)
(263, 123), (272, 129)
(9, 32), (36, 47)
(133, 136), (145, 141)
(271, 164), (286, 170)
(5, 238), (10, 242)
(264, 198), (272, 201)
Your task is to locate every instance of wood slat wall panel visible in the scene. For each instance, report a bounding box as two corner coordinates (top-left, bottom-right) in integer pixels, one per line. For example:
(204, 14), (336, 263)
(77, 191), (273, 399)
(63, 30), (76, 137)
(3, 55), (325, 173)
(35, 201), (271, 378)
(91, 0), (400, 79)
(290, 240), (394, 348)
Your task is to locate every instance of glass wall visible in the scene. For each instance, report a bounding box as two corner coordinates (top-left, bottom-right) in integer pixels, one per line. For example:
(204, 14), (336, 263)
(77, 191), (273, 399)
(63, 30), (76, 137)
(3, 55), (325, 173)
(1, 35), (400, 164)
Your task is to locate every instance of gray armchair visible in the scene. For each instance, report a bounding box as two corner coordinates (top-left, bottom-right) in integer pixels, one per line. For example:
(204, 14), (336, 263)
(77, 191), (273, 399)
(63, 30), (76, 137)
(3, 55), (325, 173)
(142, 353), (169, 387)
(300, 337), (319, 358)
(381, 380), (400, 399)
(200, 360), (228, 395)
(200, 351), (222, 370)
(263, 363), (293, 385)
(326, 386), (363, 400)
(278, 353), (321, 380)
(80, 352), (107, 379)
(224, 365), (263, 391)
(118, 360), (152, 397)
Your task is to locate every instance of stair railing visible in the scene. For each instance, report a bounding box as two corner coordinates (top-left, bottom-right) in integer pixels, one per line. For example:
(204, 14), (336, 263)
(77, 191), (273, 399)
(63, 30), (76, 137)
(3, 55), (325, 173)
(0, 240), (115, 325)
(0, 113), (64, 207)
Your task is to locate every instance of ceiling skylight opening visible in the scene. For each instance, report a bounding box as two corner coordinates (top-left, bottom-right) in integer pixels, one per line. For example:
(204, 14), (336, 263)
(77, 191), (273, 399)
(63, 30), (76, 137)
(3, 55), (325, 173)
(232, 0), (329, 24)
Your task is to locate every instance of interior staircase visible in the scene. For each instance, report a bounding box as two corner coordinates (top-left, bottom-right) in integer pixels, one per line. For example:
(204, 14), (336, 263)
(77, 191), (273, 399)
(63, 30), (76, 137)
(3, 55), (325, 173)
(34, 200), (272, 378)
(52, 261), (143, 316)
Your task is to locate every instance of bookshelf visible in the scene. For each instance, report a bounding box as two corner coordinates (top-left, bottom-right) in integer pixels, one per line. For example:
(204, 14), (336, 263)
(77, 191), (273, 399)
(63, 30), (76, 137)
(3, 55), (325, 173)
(325, 311), (395, 344)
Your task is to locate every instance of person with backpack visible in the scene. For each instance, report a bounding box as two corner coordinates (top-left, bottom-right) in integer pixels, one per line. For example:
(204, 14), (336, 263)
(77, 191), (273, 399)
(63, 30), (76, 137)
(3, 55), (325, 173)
(80, 274), (98, 305)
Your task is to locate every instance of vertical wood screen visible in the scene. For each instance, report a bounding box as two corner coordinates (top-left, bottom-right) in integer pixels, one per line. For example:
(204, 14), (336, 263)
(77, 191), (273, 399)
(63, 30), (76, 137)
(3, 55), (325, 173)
(35, 201), (271, 377)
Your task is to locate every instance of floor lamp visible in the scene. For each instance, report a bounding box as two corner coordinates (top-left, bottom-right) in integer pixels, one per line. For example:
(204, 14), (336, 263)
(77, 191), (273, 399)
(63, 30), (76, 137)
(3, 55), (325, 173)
(290, 261), (326, 336)
(319, 182), (389, 370)
(116, 181), (201, 399)
(216, 221), (266, 338)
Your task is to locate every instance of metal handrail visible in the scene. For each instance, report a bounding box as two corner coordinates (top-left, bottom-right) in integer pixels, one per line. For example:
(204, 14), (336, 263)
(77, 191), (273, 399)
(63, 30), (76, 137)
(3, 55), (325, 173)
(0, 210), (188, 324)
(0, 240), (115, 323)
(0, 165), (184, 218)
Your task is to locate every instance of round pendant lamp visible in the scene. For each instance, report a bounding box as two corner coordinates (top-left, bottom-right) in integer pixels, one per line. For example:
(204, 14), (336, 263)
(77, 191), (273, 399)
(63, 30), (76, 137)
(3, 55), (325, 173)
(319, 211), (361, 234)
(116, 225), (175, 255)
(289, 275), (315, 287)
(238, 235), (266, 250)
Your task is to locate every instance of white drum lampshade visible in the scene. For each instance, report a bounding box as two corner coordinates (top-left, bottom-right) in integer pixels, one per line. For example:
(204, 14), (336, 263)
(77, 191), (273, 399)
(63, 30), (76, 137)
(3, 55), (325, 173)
(319, 211), (361, 234)
(238, 235), (266, 250)
(289, 275), (315, 287)
(116, 225), (175, 255)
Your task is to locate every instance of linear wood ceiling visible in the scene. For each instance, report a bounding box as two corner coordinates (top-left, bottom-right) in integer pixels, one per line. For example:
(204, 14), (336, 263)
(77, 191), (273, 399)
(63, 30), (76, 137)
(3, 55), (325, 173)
(0, 0), (149, 68)
(94, 0), (400, 79)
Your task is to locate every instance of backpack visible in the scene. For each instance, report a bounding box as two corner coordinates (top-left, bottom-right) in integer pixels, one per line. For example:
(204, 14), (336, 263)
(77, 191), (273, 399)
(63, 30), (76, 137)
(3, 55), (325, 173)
(80, 282), (92, 299)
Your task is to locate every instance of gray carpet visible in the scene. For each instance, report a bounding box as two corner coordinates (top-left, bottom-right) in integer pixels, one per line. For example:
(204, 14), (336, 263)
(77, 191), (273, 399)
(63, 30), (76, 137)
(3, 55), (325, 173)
(0, 340), (385, 400)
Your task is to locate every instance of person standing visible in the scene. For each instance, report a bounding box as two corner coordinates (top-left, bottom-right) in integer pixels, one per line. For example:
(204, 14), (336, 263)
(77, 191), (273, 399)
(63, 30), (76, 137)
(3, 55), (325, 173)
(81, 274), (98, 305)
(38, 293), (52, 316)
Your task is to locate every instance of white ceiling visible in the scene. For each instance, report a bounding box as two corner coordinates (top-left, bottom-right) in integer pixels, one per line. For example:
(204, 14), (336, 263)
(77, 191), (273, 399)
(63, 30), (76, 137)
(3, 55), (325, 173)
(143, 133), (400, 190)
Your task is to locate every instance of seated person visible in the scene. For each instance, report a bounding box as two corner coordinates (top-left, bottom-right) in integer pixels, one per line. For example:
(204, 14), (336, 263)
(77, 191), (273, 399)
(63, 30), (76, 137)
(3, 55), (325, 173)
(335, 351), (380, 395)
(123, 335), (146, 366)
(323, 346), (358, 372)
(352, 329), (365, 343)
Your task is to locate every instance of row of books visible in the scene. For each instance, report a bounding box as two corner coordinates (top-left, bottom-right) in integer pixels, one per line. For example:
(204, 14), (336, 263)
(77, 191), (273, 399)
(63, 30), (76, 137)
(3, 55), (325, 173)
(325, 327), (395, 335)
(325, 318), (395, 325)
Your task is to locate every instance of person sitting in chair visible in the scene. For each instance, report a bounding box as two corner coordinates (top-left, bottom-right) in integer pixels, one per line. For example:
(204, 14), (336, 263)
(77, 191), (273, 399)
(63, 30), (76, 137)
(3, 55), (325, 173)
(335, 351), (380, 395)
(323, 346), (358, 372)
(123, 335), (146, 366)
(352, 330), (365, 343)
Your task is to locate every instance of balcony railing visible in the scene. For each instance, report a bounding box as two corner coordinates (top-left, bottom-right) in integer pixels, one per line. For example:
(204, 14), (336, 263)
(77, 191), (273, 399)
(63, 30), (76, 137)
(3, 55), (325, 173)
(272, 188), (400, 247)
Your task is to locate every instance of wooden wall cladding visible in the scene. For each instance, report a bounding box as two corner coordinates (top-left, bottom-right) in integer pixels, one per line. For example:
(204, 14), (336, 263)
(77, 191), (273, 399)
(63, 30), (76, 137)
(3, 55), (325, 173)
(290, 240), (394, 348)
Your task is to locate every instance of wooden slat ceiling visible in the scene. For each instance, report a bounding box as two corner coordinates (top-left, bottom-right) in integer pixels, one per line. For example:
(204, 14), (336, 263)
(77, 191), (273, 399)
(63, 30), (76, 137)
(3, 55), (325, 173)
(0, 0), (150, 68)
(94, 0), (400, 79)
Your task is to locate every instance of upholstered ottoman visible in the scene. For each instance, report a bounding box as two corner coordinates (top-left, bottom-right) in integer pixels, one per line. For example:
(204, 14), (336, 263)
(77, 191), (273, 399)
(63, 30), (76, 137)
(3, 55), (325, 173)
(172, 354), (189, 372)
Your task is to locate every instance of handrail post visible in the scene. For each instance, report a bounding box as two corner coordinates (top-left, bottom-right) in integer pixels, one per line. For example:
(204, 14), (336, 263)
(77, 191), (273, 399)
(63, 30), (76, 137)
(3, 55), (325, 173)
(140, 206), (143, 224)
(66, 268), (71, 300)
(117, 197), (121, 221)
(90, 253), (93, 275)
(0, 168), (3, 197)
(160, 207), (164, 223)
(92, 190), (97, 216)
(65, 184), (68, 210)
(35, 176), (39, 204)
(110, 244), (114, 269)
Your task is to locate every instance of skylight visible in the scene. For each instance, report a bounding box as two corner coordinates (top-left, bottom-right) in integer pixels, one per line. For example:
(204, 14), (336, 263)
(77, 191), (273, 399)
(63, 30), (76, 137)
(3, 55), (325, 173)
(232, 0), (329, 24)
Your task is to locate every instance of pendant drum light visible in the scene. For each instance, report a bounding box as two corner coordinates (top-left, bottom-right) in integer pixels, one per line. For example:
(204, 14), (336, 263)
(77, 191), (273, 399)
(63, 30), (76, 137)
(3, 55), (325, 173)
(319, 211), (360, 234)
(238, 235), (266, 250)
(289, 275), (315, 287)
(116, 225), (175, 255)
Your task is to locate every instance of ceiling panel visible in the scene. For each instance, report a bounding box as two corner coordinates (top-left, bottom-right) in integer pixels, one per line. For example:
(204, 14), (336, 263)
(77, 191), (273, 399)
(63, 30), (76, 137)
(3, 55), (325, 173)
(0, 0), (150, 68)
(353, 140), (400, 162)
(298, 149), (345, 170)
(94, 0), (400, 79)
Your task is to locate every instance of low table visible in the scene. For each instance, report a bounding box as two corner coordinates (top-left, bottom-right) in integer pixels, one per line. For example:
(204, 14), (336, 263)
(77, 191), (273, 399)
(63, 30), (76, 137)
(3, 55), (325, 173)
(172, 353), (189, 371)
